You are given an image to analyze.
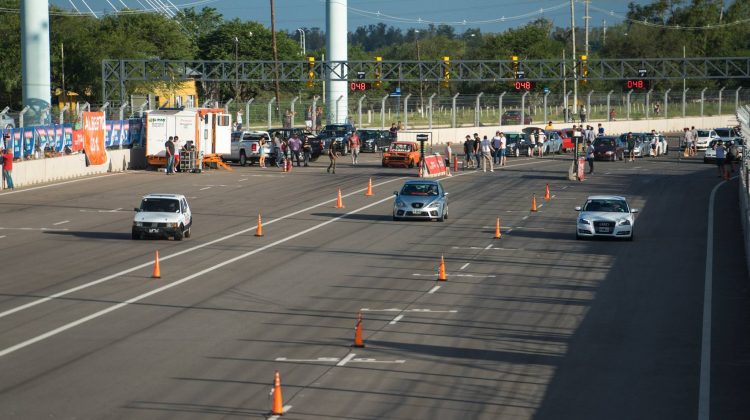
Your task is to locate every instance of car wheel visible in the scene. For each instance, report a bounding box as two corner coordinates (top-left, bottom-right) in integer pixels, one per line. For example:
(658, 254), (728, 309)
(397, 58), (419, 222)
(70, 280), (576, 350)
(382, 159), (387, 167)
(443, 206), (448, 220)
(239, 151), (247, 166)
(184, 227), (191, 238)
(703, 158), (709, 164)
(392, 215), (400, 221)
(174, 225), (184, 241)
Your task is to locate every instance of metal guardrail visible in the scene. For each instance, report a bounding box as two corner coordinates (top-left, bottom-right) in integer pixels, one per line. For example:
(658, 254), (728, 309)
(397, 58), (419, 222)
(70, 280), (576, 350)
(736, 105), (750, 277)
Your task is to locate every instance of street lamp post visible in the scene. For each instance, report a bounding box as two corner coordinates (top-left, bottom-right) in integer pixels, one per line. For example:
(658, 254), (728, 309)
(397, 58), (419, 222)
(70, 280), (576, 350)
(297, 28), (306, 56)
(415, 30), (423, 116)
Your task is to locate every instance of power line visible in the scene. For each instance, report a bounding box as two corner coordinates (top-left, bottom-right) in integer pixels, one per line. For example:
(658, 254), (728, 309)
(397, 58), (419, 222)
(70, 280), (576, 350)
(587, 2), (750, 31)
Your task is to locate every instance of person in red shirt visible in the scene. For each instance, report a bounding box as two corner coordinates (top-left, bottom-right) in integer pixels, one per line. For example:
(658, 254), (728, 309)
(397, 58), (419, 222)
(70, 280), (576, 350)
(348, 130), (361, 165)
(2, 147), (14, 190)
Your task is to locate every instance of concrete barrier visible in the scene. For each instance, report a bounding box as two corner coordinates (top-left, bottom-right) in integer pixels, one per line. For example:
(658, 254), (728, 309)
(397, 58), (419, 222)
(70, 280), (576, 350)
(737, 106), (750, 277)
(396, 114), (738, 146)
(2, 147), (146, 189)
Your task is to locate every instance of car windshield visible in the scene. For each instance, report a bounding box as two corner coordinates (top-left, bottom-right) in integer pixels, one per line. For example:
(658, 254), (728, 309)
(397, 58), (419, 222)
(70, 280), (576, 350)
(401, 183), (439, 196)
(583, 199), (629, 213)
(390, 143), (413, 152)
(141, 198), (180, 213)
(594, 138), (615, 147)
(715, 128), (732, 137)
(359, 131), (380, 140)
(506, 134), (525, 143)
(697, 130), (712, 137)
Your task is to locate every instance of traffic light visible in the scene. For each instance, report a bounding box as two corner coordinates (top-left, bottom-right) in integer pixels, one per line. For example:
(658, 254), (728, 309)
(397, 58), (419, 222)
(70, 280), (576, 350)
(374, 56), (382, 88)
(306, 56), (315, 88)
(580, 55), (588, 86)
(442, 56), (450, 88)
(512, 56), (519, 80)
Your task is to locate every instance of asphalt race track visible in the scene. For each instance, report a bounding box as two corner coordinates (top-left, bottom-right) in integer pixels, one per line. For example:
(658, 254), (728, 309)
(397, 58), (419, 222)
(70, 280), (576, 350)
(0, 147), (748, 420)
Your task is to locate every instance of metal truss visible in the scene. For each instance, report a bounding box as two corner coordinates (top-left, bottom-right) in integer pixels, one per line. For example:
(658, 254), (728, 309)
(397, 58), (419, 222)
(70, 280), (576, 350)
(103, 57), (750, 103)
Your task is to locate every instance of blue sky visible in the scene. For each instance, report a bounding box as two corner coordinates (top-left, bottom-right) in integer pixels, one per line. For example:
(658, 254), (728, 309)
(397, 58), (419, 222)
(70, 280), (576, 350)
(54, 0), (652, 32)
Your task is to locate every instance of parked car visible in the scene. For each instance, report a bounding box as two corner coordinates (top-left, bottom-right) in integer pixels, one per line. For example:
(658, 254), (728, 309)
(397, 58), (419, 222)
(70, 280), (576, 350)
(267, 127), (322, 161)
(504, 132), (526, 157)
(551, 129), (575, 152)
(575, 195), (638, 241)
(382, 141), (421, 168)
(223, 130), (270, 166)
(704, 138), (744, 163)
(694, 129), (720, 150)
(714, 127), (739, 142)
(620, 133), (650, 158)
(359, 129), (392, 152)
(317, 123), (355, 155)
(501, 110), (532, 125)
(645, 133), (668, 156)
(542, 132), (563, 154)
(132, 193), (193, 240)
(393, 179), (449, 222)
(593, 136), (625, 161)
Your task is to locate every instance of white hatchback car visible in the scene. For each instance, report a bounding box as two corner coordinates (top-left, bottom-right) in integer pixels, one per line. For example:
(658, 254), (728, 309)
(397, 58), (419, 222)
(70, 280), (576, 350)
(132, 193), (193, 240)
(575, 195), (639, 241)
(694, 129), (719, 150)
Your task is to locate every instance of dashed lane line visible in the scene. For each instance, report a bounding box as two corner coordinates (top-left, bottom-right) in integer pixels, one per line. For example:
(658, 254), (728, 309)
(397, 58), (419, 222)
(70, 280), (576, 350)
(53, 220), (70, 226)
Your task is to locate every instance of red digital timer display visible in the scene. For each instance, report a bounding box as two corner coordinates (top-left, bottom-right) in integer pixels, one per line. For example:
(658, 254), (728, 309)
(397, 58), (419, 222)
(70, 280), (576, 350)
(350, 82), (370, 91)
(514, 81), (535, 91)
(625, 79), (651, 90)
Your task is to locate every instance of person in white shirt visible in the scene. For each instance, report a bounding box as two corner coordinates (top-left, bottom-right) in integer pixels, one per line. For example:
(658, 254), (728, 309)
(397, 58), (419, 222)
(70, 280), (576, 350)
(536, 129), (546, 157)
(499, 132), (507, 167)
(444, 141), (453, 175)
(480, 135), (494, 172)
(528, 131), (536, 157)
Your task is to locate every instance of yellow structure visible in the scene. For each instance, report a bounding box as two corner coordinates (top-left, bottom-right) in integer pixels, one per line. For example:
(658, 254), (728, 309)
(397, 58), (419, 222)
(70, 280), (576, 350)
(134, 80), (199, 109)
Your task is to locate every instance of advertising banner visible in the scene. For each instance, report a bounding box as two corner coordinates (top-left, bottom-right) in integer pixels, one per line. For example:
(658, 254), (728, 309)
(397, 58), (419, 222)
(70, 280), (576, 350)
(423, 154), (447, 176)
(83, 112), (107, 165)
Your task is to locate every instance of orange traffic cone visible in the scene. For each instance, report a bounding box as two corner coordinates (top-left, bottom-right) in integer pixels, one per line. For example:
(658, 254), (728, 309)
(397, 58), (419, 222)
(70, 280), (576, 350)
(255, 212), (264, 237)
(531, 194), (538, 212)
(335, 188), (344, 208)
(494, 217), (502, 239)
(152, 250), (161, 279)
(438, 255), (447, 281)
(354, 312), (365, 348)
(365, 178), (374, 196)
(271, 370), (284, 415)
(544, 184), (551, 201)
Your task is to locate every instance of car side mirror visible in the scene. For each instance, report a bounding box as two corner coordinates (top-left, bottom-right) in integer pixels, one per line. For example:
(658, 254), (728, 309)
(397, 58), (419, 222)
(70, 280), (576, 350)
(134, 208), (140, 212)
(631, 208), (639, 214)
(574, 206), (582, 211)
(393, 191), (399, 196)
(443, 192), (449, 196)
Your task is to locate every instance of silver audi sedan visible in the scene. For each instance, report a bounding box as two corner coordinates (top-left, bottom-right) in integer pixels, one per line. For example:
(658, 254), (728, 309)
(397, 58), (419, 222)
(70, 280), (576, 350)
(575, 195), (638, 240)
(393, 180), (449, 222)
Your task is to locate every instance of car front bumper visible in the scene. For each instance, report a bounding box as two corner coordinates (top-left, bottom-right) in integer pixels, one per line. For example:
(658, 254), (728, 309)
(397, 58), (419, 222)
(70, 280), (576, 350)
(577, 223), (632, 238)
(133, 225), (181, 238)
(394, 208), (443, 219)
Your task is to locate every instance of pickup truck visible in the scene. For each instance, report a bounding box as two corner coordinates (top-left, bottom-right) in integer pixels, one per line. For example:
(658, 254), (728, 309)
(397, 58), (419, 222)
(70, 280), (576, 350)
(317, 124), (354, 156)
(222, 130), (270, 166)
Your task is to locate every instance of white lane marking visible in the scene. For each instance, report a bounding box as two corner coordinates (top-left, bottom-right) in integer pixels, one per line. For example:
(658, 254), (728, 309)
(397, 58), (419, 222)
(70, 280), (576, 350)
(484, 243), (493, 250)
(506, 228), (514, 233)
(0, 173), (123, 196)
(428, 285), (441, 294)
(522, 215), (529, 220)
(389, 314), (404, 325)
(361, 308), (402, 312)
(336, 353), (357, 367)
(199, 187), (211, 191)
(551, 194), (557, 199)
(238, 178), (248, 182)
(351, 358), (405, 364)
(538, 204), (544, 209)
(605, 172), (612, 175)
(460, 263), (470, 270)
(561, 186), (569, 190)
(53, 220), (70, 226)
(412, 273), (495, 278)
(275, 357), (340, 363)
(0, 227), (69, 231)
(0, 235), (6, 239)
(80, 208), (126, 213)
(361, 308), (456, 313)
(408, 309), (458, 313)
(268, 405), (292, 420)
(698, 180), (725, 420)
(0, 194), (404, 357)
(0, 177), (410, 321)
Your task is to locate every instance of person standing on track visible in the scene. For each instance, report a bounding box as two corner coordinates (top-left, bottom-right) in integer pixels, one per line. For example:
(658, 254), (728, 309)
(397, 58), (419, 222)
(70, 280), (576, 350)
(301, 135), (312, 167)
(480, 135), (494, 172)
(2, 147), (13, 190)
(537, 129), (546, 157)
(444, 141), (453, 176)
(499, 132), (507, 167)
(288, 133), (302, 167)
(326, 139), (338, 174)
(586, 140), (595, 174)
(492, 131), (502, 164)
(473, 133), (481, 169)
(626, 132), (636, 162)
(164, 136), (175, 175)
(463, 135), (473, 169)
(714, 140), (726, 177)
(348, 130), (361, 165)
(259, 135), (269, 168)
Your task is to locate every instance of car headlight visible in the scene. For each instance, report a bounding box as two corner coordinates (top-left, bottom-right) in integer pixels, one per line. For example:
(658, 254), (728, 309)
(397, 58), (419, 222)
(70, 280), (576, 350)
(578, 218), (590, 225)
(425, 202), (440, 209)
(133, 221), (143, 227)
(618, 219), (631, 226)
(395, 200), (406, 208)
(171, 222), (179, 228)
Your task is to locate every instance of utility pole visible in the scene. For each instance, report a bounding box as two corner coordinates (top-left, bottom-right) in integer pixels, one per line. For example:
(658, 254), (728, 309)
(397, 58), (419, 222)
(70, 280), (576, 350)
(602, 19), (607, 46)
(584, 0), (590, 57)
(270, 0), (282, 120)
(570, 0), (578, 111)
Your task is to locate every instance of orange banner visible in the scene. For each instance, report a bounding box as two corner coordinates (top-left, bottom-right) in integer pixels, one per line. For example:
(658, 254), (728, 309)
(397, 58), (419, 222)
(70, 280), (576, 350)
(83, 112), (107, 165)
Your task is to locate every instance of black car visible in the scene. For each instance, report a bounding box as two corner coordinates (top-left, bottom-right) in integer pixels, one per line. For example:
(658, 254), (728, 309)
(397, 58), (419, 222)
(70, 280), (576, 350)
(359, 129), (392, 152)
(317, 124), (355, 156)
(267, 127), (323, 161)
(501, 110), (532, 125)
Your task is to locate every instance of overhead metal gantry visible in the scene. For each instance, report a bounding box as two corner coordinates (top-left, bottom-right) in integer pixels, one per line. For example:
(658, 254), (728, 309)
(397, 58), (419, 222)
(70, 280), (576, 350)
(102, 57), (750, 103)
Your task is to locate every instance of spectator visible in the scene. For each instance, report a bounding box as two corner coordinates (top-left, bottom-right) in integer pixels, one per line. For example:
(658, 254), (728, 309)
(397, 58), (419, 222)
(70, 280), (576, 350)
(164, 136), (175, 175)
(579, 104), (587, 123)
(273, 134), (283, 167)
(480, 135), (494, 172)
(545, 121), (553, 130)
(444, 141), (453, 175)
(326, 137), (338, 174)
(301, 135), (312, 167)
(609, 108), (616, 121)
(528, 130), (536, 157)
(626, 132), (636, 162)
(288, 133), (302, 167)
(259, 136), (269, 168)
(315, 107), (323, 131)
(586, 140), (595, 174)
(397, 120), (404, 131)
(305, 106), (313, 130)
(348, 130), (360, 165)
(714, 141), (726, 177)
(654, 103), (660, 116)
(389, 123), (398, 139)
(491, 131), (501, 164)
(236, 111), (243, 130)
(2, 147), (13, 190)
(597, 123), (604, 136)
(499, 132), (507, 167)
(726, 141), (737, 177)
(463, 135), (473, 169)
(172, 136), (180, 173)
(537, 129), (546, 157)
(473, 133), (481, 169)
(283, 109), (294, 128)
(690, 126), (698, 156)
